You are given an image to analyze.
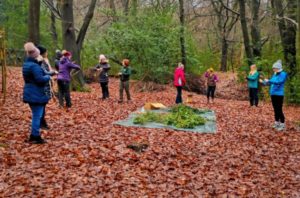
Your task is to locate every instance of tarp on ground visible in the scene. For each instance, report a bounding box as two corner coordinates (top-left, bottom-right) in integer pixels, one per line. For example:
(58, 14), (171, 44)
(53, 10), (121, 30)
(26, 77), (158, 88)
(114, 107), (217, 134)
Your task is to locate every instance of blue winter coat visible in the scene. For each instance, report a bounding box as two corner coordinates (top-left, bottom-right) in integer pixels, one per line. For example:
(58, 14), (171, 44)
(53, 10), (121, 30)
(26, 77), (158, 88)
(268, 71), (288, 96)
(22, 57), (51, 104)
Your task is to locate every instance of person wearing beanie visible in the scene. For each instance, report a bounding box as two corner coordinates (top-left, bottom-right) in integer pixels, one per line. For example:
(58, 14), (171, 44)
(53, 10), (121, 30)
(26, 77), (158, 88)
(57, 50), (80, 108)
(260, 60), (288, 131)
(22, 42), (55, 144)
(118, 59), (132, 103)
(246, 64), (260, 107)
(94, 54), (111, 100)
(37, 45), (57, 130)
(54, 49), (62, 71)
(205, 67), (219, 104)
(174, 63), (186, 104)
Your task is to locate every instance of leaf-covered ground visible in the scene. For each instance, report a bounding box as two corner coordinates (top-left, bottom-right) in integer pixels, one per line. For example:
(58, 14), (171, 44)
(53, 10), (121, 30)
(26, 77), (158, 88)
(1, 67), (300, 197)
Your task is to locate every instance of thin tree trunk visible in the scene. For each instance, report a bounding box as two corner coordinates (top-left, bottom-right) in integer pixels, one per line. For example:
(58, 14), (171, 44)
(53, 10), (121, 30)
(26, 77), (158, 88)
(48, 0), (58, 49)
(250, 0), (262, 58)
(76, 0), (97, 50)
(220, 37), (228, 72)
(179, 0), (187, 66)
(122, 0), (129, 15)
(109, 0), (117, 21)
(238, 0), (253, 65)
(28, 0), (40, 44)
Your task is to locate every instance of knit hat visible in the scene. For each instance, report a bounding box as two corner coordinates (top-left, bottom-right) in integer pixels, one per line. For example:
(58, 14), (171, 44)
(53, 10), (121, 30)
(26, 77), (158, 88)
(24, 42), (40, 58)
(55, 49), (62, 59)
(122, 59), (130, 67)
(99, 54), (108, 63)
(62, 50), (72, 57)
(272, 60), (283, 71)
(37, 46), (47, 56)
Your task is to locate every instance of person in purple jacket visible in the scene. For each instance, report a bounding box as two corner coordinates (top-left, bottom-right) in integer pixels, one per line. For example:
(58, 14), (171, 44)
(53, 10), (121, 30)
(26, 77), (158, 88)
(57, 50), (80, 108)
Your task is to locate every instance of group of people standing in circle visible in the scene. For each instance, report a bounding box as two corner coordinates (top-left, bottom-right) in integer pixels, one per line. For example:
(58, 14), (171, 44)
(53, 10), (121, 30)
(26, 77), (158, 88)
(173, 60), (288, 131)
(22, 42), (132, 144)
(22, 40), (288, 144)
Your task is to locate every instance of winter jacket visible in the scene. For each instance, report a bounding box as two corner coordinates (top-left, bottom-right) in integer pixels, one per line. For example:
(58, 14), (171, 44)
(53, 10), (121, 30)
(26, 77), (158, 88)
(247, 71), (259, 89)
(174, 67), (186, 87)
(57, 57), (80, 82)
(95, 63), (110, 83)
(120, 66), (132, 82)
(205, 72), (218, 87)
(267, 71), (288, 96)
(22, 57), (51, 104)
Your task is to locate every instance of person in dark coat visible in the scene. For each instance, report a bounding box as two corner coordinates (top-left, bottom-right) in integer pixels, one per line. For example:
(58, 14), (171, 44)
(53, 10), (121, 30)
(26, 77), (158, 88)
(57, 50), (80, 108)
(95, 54), (111, 100)
(37, 46), (57, 129)
(22, 42), (56, 144)
(54, 49), (62, 71)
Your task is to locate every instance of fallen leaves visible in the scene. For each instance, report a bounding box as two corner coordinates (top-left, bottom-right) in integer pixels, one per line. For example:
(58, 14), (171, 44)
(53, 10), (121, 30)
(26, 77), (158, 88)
(0, 67), (300, 197)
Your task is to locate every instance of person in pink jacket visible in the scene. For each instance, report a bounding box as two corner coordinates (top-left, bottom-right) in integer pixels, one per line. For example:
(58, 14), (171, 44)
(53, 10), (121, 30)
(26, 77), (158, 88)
(174, 63), (186, 104)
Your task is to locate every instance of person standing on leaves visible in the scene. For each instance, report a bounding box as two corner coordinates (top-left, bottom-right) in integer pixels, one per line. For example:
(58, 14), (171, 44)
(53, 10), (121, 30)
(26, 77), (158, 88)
(37, 46), (57, 130)
(260, 60), (288, 131)
(22, 42), (56, 144)
(174, 63), (186, 104)
(246, 64), (260, 107)
(95, 54), (110, 100)
(57, 50), (80, 109)
(205, 68), (218, 104)
(118, 59), (132, 103)
(54, 49), (62, 71)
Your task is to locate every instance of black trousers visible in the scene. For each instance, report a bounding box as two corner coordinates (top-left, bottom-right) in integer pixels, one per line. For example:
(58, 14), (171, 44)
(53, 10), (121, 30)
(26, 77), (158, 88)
(58, 80), (71, 108)
(271, 95), (285, 123)
(100, 82), (109, 99)
(207, 86), (216, 99)
(40, 105), (47, 126)
(249, 88), (259, 106)
(175, 86), (182, 104)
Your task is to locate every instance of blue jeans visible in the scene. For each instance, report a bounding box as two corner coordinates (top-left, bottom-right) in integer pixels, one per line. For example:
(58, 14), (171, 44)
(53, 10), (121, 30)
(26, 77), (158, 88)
(29, 104), (44, 136)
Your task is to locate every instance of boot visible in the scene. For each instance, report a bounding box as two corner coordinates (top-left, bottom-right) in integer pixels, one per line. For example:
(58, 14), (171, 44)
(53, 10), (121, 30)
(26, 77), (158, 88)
(27, 135), (46, 144)
(40, 121), (50, 130)
(276, 123), (286, 131)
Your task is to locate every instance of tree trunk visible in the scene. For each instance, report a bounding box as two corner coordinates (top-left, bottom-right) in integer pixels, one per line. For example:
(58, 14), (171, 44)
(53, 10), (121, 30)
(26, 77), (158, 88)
(220, 37), (228, 72)
(48, 0), (58, 49)
(109, 0), (117, 21)
(179, 0), (187, 66)
(28, 0), (40, 44)
(76, 0), (97, 50)
(122, 0), (129, 15)
(272, 0), (297, 102)
(238, 0), (253, 65)
(61, 0), (79, 61)
(250, 0), (262, 58)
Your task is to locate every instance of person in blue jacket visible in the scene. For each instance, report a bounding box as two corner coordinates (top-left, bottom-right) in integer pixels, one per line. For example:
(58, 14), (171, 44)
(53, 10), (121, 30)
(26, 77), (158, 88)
(261, 60), (288, 131)
(23, 42), (56, 144)
(246, 64), (260, 107)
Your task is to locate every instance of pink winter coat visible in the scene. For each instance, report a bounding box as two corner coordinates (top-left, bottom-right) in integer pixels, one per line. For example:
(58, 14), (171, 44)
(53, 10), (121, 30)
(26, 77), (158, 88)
(174, 67), (186, 87)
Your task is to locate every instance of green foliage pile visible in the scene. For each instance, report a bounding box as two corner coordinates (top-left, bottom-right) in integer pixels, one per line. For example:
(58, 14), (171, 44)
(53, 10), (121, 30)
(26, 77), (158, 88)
(133, 104), (206, 129)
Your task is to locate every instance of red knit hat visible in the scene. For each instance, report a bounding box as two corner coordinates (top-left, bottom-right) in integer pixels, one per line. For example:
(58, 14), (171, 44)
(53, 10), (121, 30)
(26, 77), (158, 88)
(62, 50), (72, 57)
(122, 59), (130, 67)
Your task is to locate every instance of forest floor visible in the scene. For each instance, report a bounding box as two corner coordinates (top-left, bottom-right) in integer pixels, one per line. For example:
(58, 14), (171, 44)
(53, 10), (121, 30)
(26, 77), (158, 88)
(1, 67), (300, 197)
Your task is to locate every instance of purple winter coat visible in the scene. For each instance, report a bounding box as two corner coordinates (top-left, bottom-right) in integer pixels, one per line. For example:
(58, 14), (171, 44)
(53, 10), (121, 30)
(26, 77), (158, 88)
(57, 57), (80, 82)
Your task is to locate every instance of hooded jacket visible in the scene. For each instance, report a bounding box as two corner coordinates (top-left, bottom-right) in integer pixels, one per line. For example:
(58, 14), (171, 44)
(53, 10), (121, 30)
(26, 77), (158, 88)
(22, 57), (51, 104)
(57, 57), (80, 82)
